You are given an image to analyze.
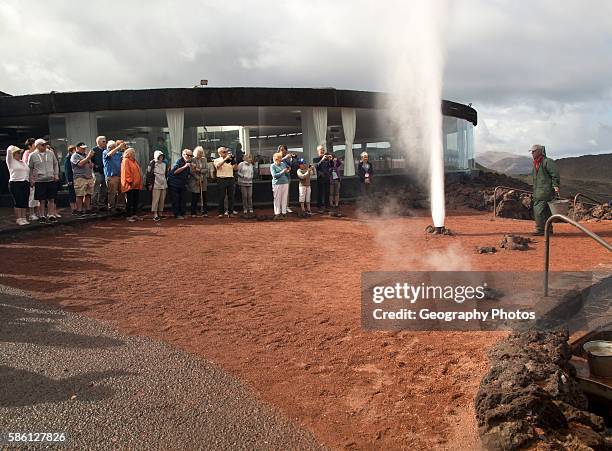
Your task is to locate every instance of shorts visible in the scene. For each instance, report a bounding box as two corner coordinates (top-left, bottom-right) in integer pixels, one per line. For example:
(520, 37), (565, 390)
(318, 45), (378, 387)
(34, 181), (59, 201)
(74, 177), (94, 197)
(299, 185), (311, 203)
(9, 181), (30, 208)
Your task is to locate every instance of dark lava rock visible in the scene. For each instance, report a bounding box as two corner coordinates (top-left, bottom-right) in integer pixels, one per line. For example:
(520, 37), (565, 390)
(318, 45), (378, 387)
(475, 329), (609, 450)
(477, 246), (497, 254)
(500, 234), (532, 251)
(572, 202), (612, 222)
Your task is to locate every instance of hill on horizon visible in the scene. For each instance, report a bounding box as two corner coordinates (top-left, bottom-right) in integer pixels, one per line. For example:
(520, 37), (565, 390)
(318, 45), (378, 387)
(476, 151), (611, 203)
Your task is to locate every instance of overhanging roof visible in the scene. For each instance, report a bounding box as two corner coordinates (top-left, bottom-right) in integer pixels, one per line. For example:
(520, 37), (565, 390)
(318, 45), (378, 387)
(0, 87), (477, 126)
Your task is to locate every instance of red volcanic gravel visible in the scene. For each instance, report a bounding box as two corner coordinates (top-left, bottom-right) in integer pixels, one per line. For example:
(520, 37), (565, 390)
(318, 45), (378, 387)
(0, 208), (610, 450)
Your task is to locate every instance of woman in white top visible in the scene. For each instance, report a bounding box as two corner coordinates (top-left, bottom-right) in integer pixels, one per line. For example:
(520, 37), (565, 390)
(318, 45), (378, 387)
(22, 138), (40, 220)
(6, 145), (31, 225)
(236, 154), (255, 214)
(145, 150), (168, 221)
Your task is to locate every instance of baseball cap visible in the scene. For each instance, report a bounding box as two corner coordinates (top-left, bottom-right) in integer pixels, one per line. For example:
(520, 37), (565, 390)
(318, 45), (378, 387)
(297, 158), (306, 164)
(34, 138), (47, 146)
(76, 142), (88, 149)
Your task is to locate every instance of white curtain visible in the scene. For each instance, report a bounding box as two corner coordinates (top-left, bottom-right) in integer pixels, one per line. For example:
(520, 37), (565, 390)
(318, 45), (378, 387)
(133, 137), (150, 180)
(341, 108), (356, 176)
(301, 108), (317, 174)
(239, 126), (251, 155)
(65, 112), (98, 147)
(313, 107), (327, 148)
(166, 109), (184, 163)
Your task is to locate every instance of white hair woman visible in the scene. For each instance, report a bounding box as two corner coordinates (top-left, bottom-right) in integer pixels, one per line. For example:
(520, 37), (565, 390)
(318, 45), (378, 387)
(145, 149), (168, 221)
(120, 147), (143, 222)
(187, 146), (208, 217)
(358, 151), (373, 196)
(6, 145), (31, 225)
(270, 151), (291, 219)
(22, 138), (40, 220)
(237, 154), (255, 215)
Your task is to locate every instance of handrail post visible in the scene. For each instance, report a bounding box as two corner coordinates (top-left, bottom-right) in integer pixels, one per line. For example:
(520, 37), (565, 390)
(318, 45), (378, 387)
(544, 219), (552, 297)
(543, 214), (612, 296)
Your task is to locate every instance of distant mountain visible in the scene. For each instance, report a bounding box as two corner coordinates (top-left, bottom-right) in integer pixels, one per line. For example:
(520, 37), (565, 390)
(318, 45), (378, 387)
(487, 156), (533, 175)
(476, 151), (532, 175)
(478, 151), (611, 202)
(477, 151), (612, 179)
(476, 151), (523, 168)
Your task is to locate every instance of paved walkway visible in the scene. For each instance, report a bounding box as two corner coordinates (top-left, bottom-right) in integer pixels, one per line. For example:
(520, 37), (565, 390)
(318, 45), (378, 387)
(0, 285), (323, 450)
(0, 207), (114, 236)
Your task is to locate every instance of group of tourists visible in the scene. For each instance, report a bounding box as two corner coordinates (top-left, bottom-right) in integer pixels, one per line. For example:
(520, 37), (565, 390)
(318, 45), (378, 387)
(5, 136), (376, 225)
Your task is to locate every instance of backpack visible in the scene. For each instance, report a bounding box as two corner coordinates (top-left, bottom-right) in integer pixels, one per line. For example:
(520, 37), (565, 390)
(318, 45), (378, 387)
(145, 160), (156, 190)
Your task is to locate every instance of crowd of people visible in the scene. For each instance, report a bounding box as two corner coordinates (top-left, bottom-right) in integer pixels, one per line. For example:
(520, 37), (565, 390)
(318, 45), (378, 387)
(5, 136), (375, 225)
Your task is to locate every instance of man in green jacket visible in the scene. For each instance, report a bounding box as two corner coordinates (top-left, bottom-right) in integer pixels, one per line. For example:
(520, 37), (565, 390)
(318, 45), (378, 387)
(530, 144), (560, 236)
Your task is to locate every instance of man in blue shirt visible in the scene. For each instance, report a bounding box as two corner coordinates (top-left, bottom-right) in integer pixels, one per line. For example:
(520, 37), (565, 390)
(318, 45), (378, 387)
(92, 136), (108, 211)
(103, 140), (126, 212)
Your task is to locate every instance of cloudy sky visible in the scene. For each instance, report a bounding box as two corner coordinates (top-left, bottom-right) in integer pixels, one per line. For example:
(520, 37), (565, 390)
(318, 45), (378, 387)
(1, 0), (611, 158)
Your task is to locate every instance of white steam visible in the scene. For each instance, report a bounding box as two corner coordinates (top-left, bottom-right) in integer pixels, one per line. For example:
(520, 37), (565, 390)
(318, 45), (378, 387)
(383, 0), (447, 227)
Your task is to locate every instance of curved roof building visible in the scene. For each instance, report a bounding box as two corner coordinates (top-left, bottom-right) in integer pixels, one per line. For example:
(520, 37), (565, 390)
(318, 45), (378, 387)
(0, 87), (477, 195)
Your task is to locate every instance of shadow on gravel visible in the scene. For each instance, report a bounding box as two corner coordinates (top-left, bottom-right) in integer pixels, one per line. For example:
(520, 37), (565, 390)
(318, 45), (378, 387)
(0, 296), (124, 349)
(0, 366), (131, 407)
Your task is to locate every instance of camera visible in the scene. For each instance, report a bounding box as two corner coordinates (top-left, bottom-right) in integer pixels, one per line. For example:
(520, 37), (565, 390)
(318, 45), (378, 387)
(225, 152), (235, 164)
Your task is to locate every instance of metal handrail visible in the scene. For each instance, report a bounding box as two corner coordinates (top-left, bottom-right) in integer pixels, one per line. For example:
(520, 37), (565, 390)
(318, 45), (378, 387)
(543, 214), (612, 296)
(492, 185), (533, 220)
(572, 192), (605, 220)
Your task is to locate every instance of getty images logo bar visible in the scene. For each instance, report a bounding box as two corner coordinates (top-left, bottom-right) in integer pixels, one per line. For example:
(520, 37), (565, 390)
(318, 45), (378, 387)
(361, 271), (599, 332)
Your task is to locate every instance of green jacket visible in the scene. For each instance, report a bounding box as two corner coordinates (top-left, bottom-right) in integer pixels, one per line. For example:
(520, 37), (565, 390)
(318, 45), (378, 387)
(531, 156), (560, 201)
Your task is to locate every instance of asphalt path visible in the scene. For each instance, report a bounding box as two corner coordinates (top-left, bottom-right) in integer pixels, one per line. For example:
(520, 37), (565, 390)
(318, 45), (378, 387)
(0, 285), (323, 450)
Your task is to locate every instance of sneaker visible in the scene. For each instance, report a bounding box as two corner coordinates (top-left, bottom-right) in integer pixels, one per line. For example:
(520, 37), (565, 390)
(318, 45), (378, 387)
(127, 216), (137, 223)
(85, 209), (95, 216)
(30, 214), (39, 221)
(224, 212), (229, 218)
(307, 211), (313, 216)
(72, 210), (79, 216)
(273, 215), (281, 220)
(54, 213), (62, 218)
(218, 214), (224, 218)
(16, 218), (28, 226)
(248, 209), (254, 214)
(38, 217), (48, 224)
(231, 210), (238, 215)
(191, 214), (197, 218)
(154, 216), (161, 222)
(286, 207), (293, 213)
(281, 214), (287, 219)
(318, 209), (325, 214)
(47, 215), (58, 223)
(243, 210), (248, 215)
(203, 213), (209, 218)
(177, 215), (185, 220)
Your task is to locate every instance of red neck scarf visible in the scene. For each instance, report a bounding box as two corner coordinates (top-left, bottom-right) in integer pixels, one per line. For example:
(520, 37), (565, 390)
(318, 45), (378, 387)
(533, 154), (544, 172)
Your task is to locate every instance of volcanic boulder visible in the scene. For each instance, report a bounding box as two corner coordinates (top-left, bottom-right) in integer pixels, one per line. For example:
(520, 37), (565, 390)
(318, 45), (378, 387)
(475, 329), (610, 450)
